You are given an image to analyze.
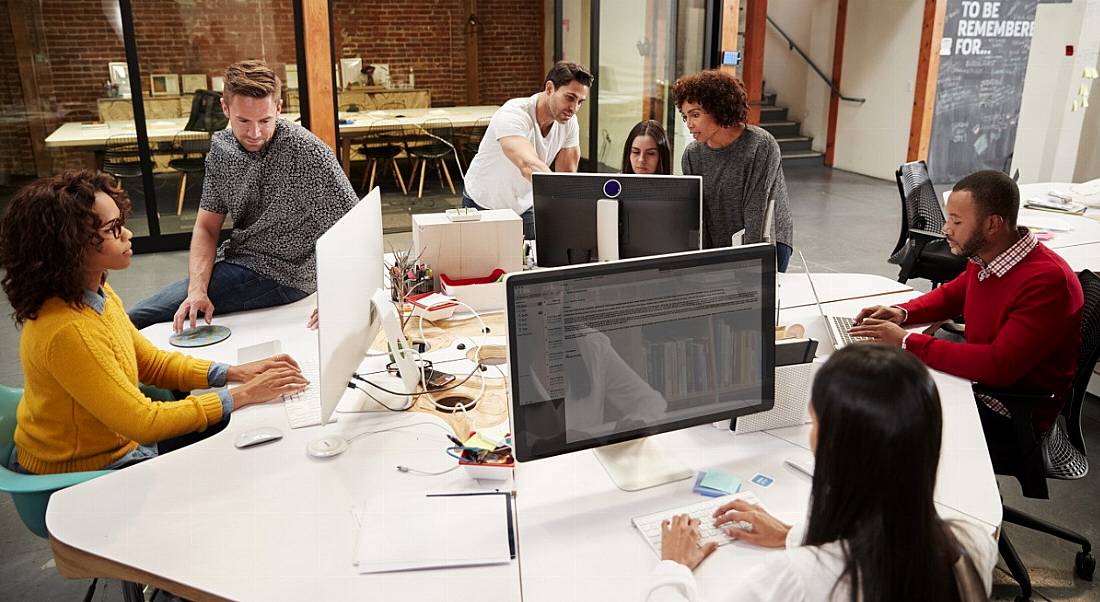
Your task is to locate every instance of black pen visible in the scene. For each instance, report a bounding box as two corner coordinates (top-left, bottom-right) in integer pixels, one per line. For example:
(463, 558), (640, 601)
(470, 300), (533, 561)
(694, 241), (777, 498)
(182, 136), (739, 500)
(446, 434), (464, 447)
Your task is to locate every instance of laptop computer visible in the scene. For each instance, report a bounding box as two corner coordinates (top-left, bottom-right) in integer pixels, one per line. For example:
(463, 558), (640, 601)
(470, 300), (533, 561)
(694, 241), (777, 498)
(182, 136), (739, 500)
(798, 251), (871, 350)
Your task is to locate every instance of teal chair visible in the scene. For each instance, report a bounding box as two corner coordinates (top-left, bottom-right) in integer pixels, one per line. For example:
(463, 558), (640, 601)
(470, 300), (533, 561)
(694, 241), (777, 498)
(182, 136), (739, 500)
(0, 384), (112, 539)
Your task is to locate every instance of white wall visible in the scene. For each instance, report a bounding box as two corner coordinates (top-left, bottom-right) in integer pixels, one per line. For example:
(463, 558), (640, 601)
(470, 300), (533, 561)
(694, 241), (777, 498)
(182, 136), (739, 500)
(831, 0), (924, 180)
(762, 0), (837, 151)
(1012, 0), (1099, 184)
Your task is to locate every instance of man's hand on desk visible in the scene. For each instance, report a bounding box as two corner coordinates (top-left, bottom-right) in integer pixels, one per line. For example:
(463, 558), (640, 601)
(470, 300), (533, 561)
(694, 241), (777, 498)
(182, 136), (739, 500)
(173, 290), (215, 333)
(854, 304), (906, 325)
(713, 499), (790, 548)
(847, 318), (907, 347)
(307, 307), (319, 330)
(660, 515), (718, 570)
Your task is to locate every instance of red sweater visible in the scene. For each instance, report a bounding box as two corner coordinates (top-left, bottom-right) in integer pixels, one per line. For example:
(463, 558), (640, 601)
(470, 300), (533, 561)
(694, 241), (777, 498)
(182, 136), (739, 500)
(898, 244), (1083, 432)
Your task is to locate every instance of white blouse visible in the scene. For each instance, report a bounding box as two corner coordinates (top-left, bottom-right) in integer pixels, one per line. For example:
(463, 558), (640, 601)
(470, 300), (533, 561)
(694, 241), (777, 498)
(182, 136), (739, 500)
(646, 518), (998, 601)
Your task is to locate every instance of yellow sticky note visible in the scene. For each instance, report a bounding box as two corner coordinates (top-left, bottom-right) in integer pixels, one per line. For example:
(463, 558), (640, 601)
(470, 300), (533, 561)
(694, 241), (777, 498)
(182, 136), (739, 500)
(1084, 96), (1090, 108)
(1072, 100), (1080, 112)
(1081, 83), (1090, 96)
(464, 433), (498, 451)
(1087, 67), (1100, 79)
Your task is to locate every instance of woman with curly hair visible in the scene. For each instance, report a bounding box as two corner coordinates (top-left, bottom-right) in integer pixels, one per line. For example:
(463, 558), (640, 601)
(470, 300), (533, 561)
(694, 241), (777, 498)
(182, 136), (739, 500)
(0, 170), (308, 475)
(671, 70), (794, 271)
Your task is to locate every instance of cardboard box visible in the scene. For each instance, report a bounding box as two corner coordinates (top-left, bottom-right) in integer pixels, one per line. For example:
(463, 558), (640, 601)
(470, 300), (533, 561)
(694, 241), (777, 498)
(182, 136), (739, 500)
(412, 210), (523, 288)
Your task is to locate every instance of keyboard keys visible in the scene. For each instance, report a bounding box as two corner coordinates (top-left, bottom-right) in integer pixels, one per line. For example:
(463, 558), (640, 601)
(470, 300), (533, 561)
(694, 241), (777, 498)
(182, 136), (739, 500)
(631, 491), (762, 557)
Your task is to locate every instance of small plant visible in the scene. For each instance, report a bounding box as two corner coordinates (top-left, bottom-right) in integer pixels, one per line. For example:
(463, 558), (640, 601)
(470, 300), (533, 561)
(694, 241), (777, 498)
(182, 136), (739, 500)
(387, 244), (431, 330)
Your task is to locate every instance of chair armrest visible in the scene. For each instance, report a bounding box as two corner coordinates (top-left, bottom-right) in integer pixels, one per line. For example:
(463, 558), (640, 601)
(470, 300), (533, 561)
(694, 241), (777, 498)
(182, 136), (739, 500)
(0, 466), (113, 495)
(909, 228), (946, 242)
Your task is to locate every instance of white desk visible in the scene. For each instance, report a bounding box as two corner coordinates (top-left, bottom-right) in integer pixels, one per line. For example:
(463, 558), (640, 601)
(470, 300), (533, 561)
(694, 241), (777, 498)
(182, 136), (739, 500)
(44, 277), (1000, 602)
(943, 183), (1100, 250)
(775, 272), (912, 309)
(515, 291), (1001, 602)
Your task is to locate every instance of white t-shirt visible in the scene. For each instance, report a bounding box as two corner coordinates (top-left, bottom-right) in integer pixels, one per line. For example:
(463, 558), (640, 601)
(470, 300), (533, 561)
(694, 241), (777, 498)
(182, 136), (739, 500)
(645, 518), (998, 601)
(463, 93), (580, 214)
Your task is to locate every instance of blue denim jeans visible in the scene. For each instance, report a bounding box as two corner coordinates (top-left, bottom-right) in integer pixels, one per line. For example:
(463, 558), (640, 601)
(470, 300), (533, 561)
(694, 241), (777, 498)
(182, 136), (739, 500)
(463, 192), (535, 240)
(128, 261), (308, 330)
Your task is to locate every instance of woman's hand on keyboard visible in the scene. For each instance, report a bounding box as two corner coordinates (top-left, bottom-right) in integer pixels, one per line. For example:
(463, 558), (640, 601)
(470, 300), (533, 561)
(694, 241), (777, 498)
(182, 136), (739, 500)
(230, 365), (309, 408)
(713, 499), (790, 548)
(659, 515), (718, 570)
(228, 354), (301, 382)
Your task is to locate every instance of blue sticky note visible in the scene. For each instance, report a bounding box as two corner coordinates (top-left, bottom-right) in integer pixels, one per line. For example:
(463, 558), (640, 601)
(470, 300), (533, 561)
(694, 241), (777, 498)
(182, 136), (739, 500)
(751, 473), (774, 488)
(700, 470), (741, 494)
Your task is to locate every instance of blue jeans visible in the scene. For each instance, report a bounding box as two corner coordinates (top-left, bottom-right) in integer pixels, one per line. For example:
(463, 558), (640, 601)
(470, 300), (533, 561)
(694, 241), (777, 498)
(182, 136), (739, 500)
(128, 261), (308, 330)
(776, 242), (793, 273)
(463, 192), (535, 240)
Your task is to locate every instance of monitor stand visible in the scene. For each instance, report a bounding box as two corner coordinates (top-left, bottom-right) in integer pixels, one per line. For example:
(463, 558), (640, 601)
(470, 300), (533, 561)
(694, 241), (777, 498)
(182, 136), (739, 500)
(596, 198), (619, 261)
(592, 436), (693, 492)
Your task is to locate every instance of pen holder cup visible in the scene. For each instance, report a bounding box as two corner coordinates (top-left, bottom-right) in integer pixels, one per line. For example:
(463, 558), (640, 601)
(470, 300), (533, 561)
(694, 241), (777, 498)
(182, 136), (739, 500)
(459, 449), (513, 481)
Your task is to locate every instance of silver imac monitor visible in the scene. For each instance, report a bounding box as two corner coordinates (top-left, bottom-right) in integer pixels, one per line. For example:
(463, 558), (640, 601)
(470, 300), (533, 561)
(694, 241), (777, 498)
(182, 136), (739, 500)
(316, 188), (384, 424)
(506, 244), (777, 491)
(532, 172), (702, 267)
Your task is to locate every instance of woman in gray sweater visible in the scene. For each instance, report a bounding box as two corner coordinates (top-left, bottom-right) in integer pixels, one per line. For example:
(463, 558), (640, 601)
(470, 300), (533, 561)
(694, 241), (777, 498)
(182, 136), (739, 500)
(672, 70), (794, 271)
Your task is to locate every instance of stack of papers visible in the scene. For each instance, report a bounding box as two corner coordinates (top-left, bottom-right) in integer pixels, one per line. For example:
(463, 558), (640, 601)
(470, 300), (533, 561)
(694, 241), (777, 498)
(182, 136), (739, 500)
(1025, 196), (1087, 215)
(693, 470), (742, 497)
(355, 492), (514, 573)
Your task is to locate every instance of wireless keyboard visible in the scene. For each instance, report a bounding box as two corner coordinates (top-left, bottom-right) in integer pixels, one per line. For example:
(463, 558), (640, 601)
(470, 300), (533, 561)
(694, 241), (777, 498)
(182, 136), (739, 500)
(631, 491), (761, 557)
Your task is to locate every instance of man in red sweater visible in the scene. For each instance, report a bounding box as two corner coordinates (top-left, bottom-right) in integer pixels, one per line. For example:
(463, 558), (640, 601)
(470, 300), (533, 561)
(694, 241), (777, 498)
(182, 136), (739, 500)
(849, 170), (1082, 465)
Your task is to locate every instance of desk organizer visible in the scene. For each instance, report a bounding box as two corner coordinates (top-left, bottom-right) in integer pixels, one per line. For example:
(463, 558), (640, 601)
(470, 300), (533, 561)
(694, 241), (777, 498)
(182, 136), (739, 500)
(441, 269), (506, 311)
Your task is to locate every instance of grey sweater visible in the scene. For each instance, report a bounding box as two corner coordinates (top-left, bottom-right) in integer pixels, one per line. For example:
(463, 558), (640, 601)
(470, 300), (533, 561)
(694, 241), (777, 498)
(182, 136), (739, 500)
(681, 125), (794, 249)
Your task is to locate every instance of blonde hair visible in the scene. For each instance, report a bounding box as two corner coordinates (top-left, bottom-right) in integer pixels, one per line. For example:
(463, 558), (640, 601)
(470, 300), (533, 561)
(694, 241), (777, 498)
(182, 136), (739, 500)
(223, 59), (282, 100)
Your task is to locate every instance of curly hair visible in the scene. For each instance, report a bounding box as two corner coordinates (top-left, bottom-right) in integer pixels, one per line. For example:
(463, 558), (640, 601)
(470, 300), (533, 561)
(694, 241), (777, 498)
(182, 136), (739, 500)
(0, 170), (131, 324)
(671, 70), (749, 128)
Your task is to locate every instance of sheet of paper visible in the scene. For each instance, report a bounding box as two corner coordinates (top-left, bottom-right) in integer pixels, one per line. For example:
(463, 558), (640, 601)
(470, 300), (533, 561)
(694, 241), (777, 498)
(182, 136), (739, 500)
(237, 340), (282, 364)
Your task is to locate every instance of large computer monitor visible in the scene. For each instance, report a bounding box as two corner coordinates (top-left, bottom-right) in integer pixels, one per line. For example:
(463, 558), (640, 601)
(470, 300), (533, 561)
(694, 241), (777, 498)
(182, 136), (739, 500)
(316, 188), (419, 425)
(506, 244), (776, 490)
(532, 172), (702, 267)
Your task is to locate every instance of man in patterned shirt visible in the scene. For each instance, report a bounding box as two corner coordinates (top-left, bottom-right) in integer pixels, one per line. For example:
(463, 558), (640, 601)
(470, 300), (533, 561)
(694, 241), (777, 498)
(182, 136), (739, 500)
(129, 60), (358, 332)
(849, 170), (1083, 471)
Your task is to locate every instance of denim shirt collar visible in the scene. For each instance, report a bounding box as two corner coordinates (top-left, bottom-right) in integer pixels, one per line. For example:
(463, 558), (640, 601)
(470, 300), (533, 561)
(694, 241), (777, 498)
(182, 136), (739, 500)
(82, 288), (107, 314)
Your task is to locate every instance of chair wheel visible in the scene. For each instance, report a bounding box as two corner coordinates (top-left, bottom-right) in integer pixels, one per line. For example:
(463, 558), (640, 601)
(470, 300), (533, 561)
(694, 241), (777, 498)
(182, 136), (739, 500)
(1076, 551), (1095, 581)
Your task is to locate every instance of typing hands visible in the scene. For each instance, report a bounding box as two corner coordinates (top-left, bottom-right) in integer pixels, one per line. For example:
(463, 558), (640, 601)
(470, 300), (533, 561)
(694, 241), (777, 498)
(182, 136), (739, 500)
(712, 499), (790, 548)
(660, 515), (718, 570)
(848, 305), (908, 347)
(227, 354), (308, 409)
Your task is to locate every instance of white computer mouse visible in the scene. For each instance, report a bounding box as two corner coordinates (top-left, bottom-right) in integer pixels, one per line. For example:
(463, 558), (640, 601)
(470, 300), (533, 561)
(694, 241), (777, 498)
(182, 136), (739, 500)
(306, 435), (349, 458)
(234, 426), (284, 449)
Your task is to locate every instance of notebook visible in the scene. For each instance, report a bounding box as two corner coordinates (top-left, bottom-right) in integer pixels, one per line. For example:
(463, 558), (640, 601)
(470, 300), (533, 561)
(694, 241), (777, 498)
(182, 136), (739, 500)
(355, 491), (515, 573)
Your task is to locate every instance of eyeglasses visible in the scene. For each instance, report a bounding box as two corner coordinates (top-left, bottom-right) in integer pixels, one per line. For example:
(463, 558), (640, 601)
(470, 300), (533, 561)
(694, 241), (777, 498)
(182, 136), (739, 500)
(100, 217), (126, 239)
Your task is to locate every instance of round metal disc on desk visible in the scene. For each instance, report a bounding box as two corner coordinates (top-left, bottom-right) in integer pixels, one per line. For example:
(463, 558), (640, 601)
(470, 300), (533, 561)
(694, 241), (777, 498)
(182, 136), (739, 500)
(168, 324), (231, 348)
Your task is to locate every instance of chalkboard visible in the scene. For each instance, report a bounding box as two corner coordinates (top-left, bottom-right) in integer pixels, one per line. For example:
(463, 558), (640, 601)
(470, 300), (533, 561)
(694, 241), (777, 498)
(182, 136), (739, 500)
(928, 0), (1040, 184)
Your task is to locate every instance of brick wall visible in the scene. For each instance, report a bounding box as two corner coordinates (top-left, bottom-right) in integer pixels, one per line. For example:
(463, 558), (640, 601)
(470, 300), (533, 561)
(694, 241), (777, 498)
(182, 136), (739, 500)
(0, 1), (545, 177)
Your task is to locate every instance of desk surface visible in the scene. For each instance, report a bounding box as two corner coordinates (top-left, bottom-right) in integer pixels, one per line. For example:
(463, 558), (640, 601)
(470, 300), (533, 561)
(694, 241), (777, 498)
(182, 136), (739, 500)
(945, 182), (1100, 250)
(45, 276), (1000, 602)
(44, 105), (500, 149)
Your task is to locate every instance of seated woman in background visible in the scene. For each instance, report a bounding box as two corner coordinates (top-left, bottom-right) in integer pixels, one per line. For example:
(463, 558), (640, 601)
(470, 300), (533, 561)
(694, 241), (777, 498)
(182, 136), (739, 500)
(0, 170), (308, 475)
(646, 345), (998, 601)
(671, 70), (794, 271)
(622, 120), (672, 175)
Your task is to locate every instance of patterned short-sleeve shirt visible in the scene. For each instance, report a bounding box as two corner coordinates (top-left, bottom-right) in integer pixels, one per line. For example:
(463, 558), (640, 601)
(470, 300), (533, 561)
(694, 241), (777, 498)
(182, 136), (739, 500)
(200, 120), (359, 293)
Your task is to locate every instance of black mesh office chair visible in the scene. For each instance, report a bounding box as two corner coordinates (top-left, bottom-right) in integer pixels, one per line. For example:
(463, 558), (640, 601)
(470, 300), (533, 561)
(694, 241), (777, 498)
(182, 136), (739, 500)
(167, 131), (211, 215)
(404, 118), (457, 199)
(970, 269), (1099, 601)
(357, 120), (407, 194)
(102, 134), (143, 180)
(889, 161), (968, 286)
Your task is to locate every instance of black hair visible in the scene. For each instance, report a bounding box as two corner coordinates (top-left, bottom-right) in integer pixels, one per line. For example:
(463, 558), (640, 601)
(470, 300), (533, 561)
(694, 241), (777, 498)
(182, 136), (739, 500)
(621, 120), (672, 175)
(952, 170), (1020, 228)
(545, 61), (593, 89)
(804, 345), (962, 602)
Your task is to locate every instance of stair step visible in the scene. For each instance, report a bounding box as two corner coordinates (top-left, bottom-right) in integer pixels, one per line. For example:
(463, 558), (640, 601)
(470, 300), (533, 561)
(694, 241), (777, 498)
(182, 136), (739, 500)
(780, 150), (825, 166)
(774, 136), (813, 152)
(759, 105), (788, 123)
(761, 92), (778, 106)
(759, 121), (801, 137)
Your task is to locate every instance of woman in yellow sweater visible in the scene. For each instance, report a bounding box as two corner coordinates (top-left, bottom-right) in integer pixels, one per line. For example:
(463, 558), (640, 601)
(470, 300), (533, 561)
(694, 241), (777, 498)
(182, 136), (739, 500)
(0, 170), (309, 475)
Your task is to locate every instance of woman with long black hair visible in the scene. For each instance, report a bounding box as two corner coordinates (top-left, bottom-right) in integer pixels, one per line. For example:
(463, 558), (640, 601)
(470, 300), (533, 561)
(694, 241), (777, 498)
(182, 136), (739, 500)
(646, 345), (997, 601)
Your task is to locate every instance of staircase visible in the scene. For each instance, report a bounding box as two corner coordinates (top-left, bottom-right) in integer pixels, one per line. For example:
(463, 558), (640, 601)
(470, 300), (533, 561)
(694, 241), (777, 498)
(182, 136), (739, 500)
(758, 92), (824, 165)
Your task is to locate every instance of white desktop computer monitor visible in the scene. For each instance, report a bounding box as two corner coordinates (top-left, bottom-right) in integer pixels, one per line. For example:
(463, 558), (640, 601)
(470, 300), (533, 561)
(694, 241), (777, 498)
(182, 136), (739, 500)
(506, 244), (777, 491)
(531, 172), (702, 267)
(316, 188), (384, 424)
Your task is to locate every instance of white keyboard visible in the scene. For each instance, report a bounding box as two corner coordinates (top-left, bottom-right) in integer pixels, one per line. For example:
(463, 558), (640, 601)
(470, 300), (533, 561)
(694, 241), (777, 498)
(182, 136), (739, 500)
(631, 491), (761, 557)
(283, 357), (322, 429)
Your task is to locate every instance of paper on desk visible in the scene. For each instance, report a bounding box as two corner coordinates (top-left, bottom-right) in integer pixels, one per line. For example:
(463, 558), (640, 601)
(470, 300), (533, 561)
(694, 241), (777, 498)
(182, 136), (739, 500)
(355, 492), (513, 573)
(1019, 214), (1075, 232)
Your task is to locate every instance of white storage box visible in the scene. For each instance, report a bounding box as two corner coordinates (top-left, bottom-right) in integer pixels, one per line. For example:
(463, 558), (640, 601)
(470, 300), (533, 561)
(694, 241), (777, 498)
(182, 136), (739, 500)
(413, 209), (523, 289)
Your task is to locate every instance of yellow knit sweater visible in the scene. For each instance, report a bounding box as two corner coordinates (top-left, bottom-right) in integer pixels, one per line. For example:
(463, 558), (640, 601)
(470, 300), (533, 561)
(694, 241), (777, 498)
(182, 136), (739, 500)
(14, 284), (224, 474)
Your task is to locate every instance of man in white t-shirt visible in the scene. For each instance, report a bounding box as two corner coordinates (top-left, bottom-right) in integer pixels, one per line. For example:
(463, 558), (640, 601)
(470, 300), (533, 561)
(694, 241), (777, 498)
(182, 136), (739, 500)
(462, 61), (591, 239)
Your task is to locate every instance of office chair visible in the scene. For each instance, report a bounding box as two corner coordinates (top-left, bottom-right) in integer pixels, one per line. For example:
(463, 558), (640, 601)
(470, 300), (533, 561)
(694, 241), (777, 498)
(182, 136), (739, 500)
(102, 134), (143, 181)
(167, 131), (211, 215)
(404, 118), (457, 199)
(183, 89), (227, 133)
(889, 161), (968, 287)
(357, 120), (408, 194)
(969, 269), (1099, 601)
(458, 116), (491, 168)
